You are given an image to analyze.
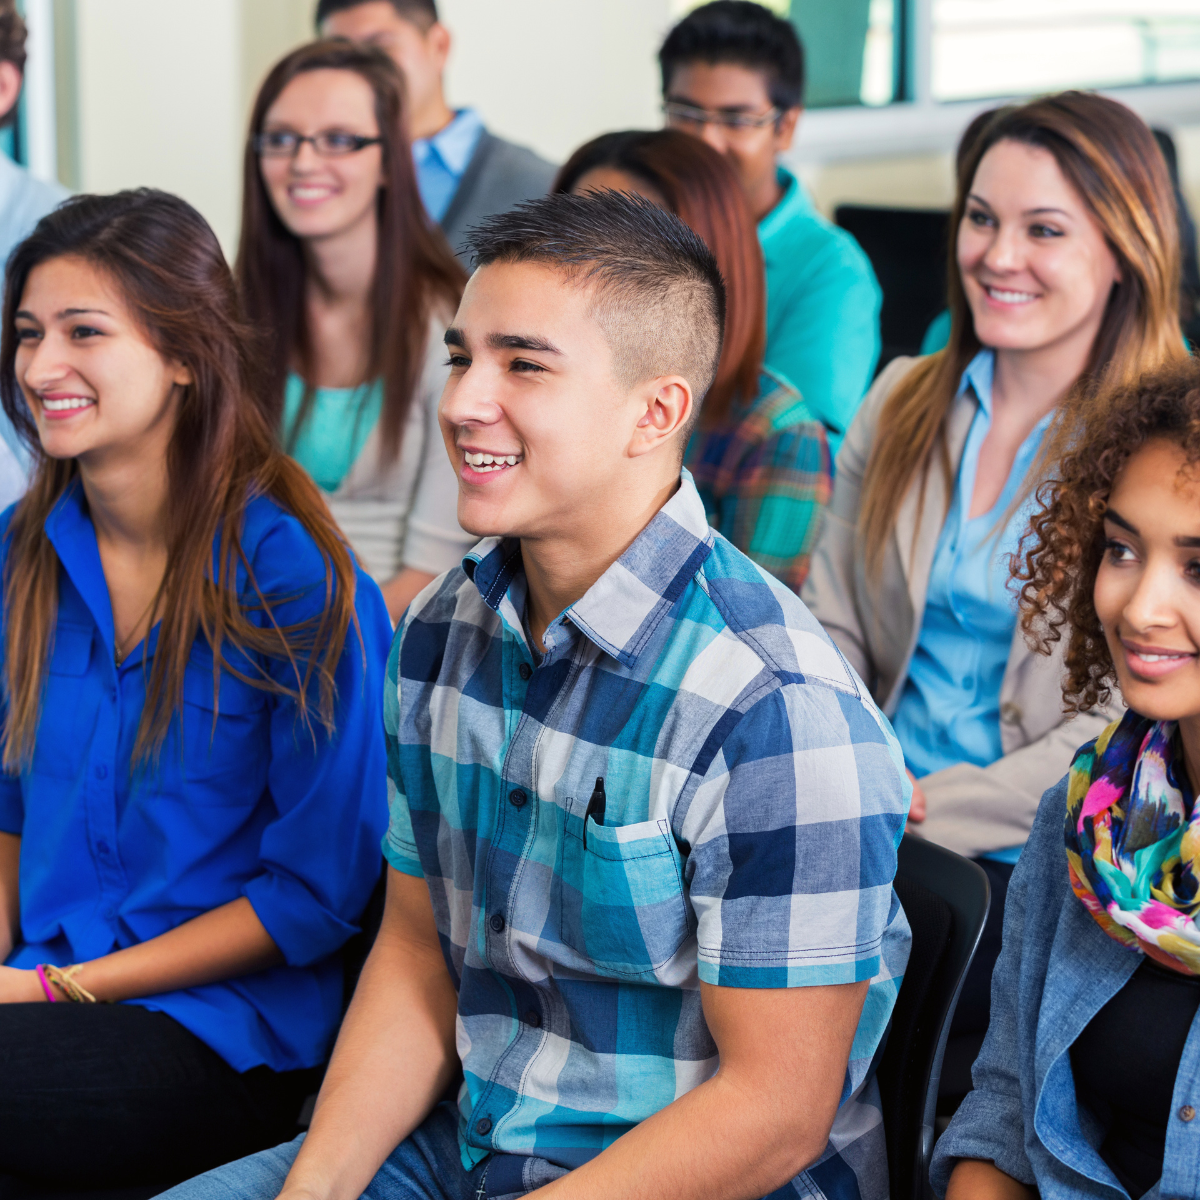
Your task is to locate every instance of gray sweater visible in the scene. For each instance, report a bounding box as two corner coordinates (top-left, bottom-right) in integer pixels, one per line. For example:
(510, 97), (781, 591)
(440, 130), (557, 265)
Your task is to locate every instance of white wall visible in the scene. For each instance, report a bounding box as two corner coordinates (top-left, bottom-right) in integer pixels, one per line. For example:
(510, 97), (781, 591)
(73, 0), (244, 251)
(440, 0), (673, 164)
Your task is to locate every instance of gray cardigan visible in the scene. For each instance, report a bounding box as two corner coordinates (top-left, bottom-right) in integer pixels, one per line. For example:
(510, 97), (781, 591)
(440, 130), (556, 265)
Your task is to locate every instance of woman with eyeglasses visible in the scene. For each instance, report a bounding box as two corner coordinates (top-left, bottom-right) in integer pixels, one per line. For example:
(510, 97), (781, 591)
(0, 189), (391, 1188)
(239, 40), (467, 622)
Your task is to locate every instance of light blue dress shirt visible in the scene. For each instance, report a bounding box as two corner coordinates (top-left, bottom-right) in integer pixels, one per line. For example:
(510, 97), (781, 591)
(412, 108), (484, 223)
(892, 351), (1052, 860)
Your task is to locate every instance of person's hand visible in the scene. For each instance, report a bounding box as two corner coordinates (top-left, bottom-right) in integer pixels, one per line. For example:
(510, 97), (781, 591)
(905, 769), (927, 834)
(0, 965), (48, 1003)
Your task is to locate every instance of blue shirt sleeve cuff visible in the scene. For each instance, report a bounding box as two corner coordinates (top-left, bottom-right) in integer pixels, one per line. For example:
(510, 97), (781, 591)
(383, 835), (424, 879)
(243, 870), (359, 968)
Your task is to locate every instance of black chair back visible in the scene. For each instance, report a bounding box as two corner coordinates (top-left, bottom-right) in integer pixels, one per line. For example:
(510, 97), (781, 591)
(877, 835), (990, 1200)
(834, 205), (950, 371)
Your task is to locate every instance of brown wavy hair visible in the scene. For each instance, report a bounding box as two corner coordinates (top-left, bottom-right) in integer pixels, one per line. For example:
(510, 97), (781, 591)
(1015, 359), (1200, 714)
(1, 189), (358, 770)
(553, 129), (764, 425)
(858, 91), (1185, 577)
(237, 39), (464, 461)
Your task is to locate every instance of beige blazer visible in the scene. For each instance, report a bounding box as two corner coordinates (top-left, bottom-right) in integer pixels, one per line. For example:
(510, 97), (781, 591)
(802, 356), (1115, 858)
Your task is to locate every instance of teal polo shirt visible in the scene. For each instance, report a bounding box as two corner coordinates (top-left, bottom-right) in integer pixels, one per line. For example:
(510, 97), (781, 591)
(758, 166), (881, 455)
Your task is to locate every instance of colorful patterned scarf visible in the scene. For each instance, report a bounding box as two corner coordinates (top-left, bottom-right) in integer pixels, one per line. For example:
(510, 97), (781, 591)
(1066, 710), (1200, 975)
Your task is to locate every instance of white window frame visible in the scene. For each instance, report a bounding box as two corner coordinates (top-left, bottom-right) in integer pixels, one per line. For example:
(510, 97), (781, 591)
(791, 0), (1200, 163)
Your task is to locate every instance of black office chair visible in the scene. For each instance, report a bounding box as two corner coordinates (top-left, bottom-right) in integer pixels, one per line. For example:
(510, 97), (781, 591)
(833, 205), (950, 371)
(877, 835), (990, 1200)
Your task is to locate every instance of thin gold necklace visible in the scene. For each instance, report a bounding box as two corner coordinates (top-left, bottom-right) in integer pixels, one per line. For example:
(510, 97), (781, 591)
(114, 597), (158, 668)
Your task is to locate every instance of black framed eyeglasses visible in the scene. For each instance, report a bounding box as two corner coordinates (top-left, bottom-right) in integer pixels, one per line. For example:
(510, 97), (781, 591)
(662, 101), (781, 132)
(253, 130), (384, 158)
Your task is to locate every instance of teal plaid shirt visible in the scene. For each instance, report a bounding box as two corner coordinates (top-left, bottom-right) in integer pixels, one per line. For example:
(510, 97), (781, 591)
(687, 371), (833, 593)
(384, 472), (911, 1200)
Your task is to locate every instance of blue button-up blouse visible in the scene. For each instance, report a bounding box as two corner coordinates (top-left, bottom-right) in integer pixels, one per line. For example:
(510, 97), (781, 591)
(0, 482), (392, 1073)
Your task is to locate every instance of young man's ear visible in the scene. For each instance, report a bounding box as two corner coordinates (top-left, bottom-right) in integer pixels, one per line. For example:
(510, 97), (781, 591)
(425, 21), (452, 71)
(629, 376), (693, 458)
(773, 105), (802, 154)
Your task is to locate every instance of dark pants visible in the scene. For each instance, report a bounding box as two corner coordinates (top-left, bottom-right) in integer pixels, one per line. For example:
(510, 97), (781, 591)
(939, 856), (1015, 1108)
(0, 1003), (320, 1190)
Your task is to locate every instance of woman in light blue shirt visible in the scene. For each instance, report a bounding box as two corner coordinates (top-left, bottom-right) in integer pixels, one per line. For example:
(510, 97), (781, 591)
(804, 92), (1186, 1073)
(0, 190), (391, 1189)
(239, 40), (470, 622)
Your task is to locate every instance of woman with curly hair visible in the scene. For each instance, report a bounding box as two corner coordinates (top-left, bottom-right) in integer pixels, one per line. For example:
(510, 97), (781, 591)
(803, 91), (1186, 1063)
(934, 358), (1200, 1199)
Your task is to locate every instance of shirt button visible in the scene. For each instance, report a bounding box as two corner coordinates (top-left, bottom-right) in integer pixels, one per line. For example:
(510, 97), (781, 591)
(525, 1010), (542, 1028)
(519, 663), (532, 681)
(1180, 1105), (1196, 1122)
(475, 1117), (492, 1136)
(95, 764), (108, 779)
(509, 788), (527, 809)
(489, 913), (505, 933)
(96, 840), (110, 857)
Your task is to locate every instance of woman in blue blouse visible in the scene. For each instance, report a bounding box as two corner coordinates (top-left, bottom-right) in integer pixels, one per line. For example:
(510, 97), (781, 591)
(803, 93), (1186, 1076)
(935, 360), (1200, 1199)
(0, 191), (391, 1188)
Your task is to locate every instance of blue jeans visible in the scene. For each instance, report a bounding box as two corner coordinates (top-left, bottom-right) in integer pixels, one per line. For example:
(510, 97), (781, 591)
(157, 1102), (499, 1200)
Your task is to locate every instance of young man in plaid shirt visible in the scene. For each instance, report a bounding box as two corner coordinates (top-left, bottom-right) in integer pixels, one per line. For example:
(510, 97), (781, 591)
(167, 193), (911, 1200)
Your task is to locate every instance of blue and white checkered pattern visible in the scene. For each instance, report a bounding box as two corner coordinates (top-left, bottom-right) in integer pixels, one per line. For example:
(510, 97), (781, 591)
(384, 472), (911, 1200)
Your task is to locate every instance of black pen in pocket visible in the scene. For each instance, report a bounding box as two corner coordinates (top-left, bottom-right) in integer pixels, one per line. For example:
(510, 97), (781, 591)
(583, 777), (605, 847)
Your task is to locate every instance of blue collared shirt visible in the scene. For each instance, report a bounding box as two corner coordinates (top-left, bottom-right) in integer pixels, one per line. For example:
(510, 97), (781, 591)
(0, 484), (392, 1072)
(932, 769), (1200, 1198)
(892, 351), (1052, 859)
(412, 108), (484, 223)
(384, 471), (911, 1199)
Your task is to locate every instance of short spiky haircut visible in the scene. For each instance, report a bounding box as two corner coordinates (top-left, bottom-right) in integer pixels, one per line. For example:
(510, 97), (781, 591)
(467, 191), (726, 429)
(315, 0), (437, 32)
(660, 1), (805, 112)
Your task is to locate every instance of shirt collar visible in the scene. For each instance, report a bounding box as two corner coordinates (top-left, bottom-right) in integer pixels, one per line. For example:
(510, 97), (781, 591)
(413, 108), (484, 177)
(958, 348), (995, 418)
(43, 477), (116, 648)
(758, 164), (813, 239)
(463, 470), (714, 668)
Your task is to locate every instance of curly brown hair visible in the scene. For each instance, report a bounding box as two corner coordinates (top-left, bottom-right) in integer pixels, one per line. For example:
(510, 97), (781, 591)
(1015, 358), (1200, 713)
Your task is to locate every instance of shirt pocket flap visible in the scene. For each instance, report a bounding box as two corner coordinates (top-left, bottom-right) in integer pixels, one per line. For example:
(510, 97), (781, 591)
(182, 661), (268, 715)
(48, 624), (93, 676)
(559, 815), (690, 976)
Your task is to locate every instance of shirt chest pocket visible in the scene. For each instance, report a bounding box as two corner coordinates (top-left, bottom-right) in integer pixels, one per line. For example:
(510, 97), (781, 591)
(557, 811), (690, 978)
(32, 624), (97, 781)
(179, 663), (270, 800)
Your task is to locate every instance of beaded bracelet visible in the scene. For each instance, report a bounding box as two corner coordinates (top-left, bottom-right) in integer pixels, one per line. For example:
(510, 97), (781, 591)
(39, 963), (99, 1004)
(34, 964), (57, 1002)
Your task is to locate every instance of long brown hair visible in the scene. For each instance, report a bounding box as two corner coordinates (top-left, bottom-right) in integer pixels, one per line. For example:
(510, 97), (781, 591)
(237, 39), (465, 460)
(1, 189), (359, 770)
(859, 90), (1185, 576)
(553, 129), (764, 425)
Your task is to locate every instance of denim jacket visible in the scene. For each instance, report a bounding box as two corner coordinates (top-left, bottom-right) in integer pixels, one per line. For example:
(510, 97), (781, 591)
(931, 776), (1200, 1198)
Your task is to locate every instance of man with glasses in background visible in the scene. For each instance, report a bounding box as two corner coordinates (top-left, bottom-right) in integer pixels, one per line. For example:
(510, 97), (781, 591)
(316, 0), (555, 265)
(660, 1), (881, 453)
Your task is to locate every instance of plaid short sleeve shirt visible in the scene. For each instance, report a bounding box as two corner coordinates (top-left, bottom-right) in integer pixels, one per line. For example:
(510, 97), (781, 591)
(384, 472), (911, 1200)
